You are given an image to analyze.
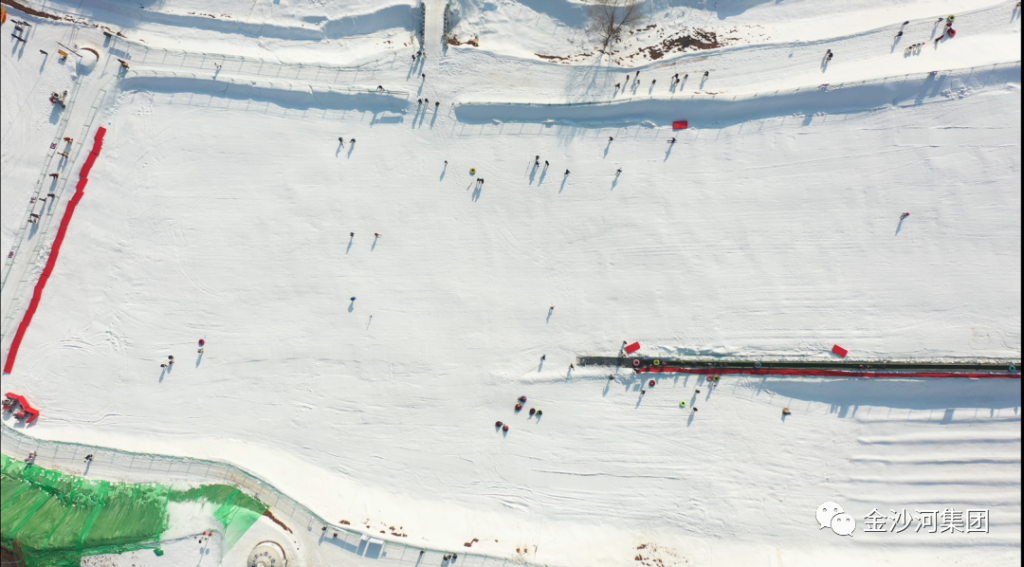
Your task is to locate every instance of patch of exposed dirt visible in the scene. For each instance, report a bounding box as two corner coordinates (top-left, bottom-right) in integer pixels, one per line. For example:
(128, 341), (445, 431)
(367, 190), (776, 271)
(633, 541), (689, 567)
(447, 35), (478, 47)
(262, 509), (293, 534)
(536, 52), (594, 64)
(1, 546), (24, 567)
(1, 0), (59, 21)
(2, 0), (126, 37)
(641, 28), (722, 60)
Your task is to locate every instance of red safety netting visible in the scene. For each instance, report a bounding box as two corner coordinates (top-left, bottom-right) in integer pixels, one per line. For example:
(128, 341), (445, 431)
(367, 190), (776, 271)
(637, 366), (1020, 379)
(4, 127), (107, 374)
(4, 392), (40, 422)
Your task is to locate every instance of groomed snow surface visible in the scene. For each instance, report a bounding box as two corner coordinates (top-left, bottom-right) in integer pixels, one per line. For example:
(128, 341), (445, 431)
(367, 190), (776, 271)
(1, 1), (1021, 566)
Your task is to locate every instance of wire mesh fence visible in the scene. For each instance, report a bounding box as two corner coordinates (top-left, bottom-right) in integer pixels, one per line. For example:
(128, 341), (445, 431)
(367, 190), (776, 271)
(0, 424), (528, 566)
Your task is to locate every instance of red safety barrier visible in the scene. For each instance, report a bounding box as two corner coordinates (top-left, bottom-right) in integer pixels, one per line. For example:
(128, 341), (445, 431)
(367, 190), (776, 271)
(4, 393), (39, 423)
(832, 345), (849, 357)
(624, 342), (641, 354)
(4, 127), (107, 374)
(638, 366), (1020, 379)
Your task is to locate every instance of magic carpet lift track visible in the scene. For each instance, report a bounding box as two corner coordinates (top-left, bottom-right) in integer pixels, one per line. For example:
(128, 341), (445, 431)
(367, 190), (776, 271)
(577, 356), (1020, 379)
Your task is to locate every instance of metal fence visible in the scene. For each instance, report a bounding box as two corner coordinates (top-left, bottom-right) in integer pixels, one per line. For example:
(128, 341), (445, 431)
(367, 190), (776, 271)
(0, 423), (532, 567)
(0, 77), (116, 342)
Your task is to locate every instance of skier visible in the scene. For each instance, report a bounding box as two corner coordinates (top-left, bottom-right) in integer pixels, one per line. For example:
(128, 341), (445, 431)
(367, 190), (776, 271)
(374, 233), (381, 238)
(900, 212), (910, 219)
(895, 30), (904, 38)
(615, 83), (620, 89)
(569, 363), (574, 370)
(609, 136), (614, 142)
(435, 101), (440, 108)
(418, 99), (422, 105)
(424, 98), (429, 104)
(350, 232), (355, 237)
(640, 389), (646, 396)
(29, 213), (40, 220)
(616, 168), (622, 175)
(422, 74), (426, 80)
(827, 52), (834, 61)
(350, 139), (356, 145)
(63, 137), (74, 143)
(668, 138), (676, 144)
(652, 79), (656, 86)
(564, 169), (570, 175)
(703, 71), (709, 78)
(85, 454), (93, 462)
(49, 173), (59, 179)
(376, 85), (384, 92)
(544, 160), (549, 167)
(535, 155), (540, 165)
(47, 193), (55, 199)
(338, 137), (345, 146)
(444, 160), (448, 166)
(541, 355), (546, 361)
(683, 73), (688, 79)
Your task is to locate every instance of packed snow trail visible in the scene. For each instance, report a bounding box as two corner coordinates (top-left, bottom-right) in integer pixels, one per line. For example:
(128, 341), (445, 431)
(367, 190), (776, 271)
(424, 0), (446, 59)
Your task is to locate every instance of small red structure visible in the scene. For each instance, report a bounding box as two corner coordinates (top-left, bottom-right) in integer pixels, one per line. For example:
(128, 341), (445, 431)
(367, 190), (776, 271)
(648, 380), (656, 387)
(672, 120), (689, 129)
(624, 342), (641, 355)
(831, 345), (849, 358)
(3, 393), (39, 423)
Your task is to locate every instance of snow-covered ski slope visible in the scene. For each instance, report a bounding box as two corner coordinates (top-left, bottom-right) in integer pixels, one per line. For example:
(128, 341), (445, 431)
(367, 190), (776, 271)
(1, 1), (1021, 566)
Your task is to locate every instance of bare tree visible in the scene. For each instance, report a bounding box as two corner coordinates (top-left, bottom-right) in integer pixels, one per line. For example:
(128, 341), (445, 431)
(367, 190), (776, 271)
(589, 0), (645, 53)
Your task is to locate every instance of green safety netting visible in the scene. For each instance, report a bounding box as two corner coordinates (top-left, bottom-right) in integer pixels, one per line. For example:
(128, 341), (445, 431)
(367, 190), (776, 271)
(169, 485), (267, 550)
(1, 454), (267, 567)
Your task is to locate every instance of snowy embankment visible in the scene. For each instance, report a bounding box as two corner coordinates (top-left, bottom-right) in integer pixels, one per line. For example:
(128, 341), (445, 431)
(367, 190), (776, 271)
(456, 63), (1020, 127)
(0, 1), (1021, 567)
